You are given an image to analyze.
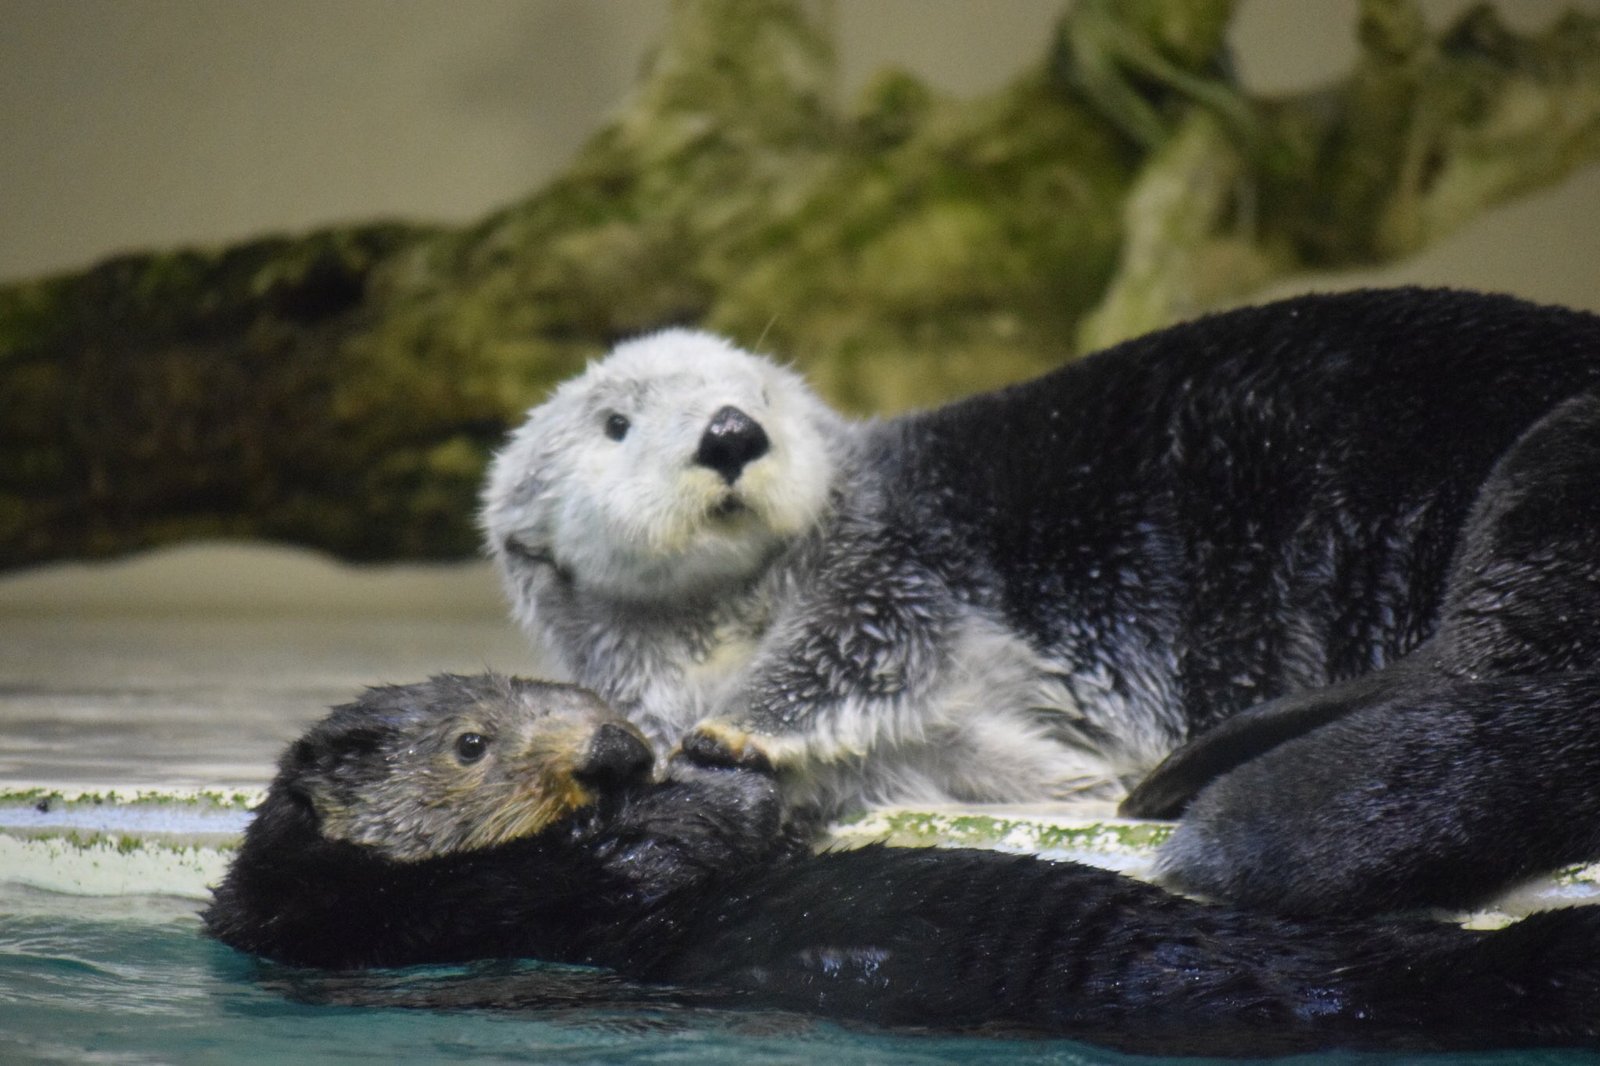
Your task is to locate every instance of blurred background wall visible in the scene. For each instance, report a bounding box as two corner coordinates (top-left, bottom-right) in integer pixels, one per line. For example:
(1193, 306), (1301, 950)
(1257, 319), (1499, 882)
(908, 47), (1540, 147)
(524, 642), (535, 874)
(2, 0), (1598, 613)
(5, 0), (1597, 301)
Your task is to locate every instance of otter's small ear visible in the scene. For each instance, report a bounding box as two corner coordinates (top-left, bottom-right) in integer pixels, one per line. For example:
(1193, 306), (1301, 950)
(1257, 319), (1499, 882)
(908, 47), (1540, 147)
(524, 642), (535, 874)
(318, 726), (388, 771)
(282, 737), (322, 780)
(281, 777), (322, 825)
(282, 726), (386, 788)
(268, 741), (325, 827)
(500, 471), (548, 510)
(503, 537), (556, 569)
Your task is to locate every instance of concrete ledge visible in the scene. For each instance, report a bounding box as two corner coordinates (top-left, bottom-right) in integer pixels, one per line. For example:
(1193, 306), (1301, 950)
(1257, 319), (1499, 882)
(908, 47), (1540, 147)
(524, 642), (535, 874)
(5, 786), (1598, 929)
(0, 786), (254, 898)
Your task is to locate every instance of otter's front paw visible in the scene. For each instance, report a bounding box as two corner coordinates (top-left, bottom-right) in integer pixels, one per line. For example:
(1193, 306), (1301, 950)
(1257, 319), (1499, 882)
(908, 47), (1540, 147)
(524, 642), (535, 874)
(674, 720), (779, 774)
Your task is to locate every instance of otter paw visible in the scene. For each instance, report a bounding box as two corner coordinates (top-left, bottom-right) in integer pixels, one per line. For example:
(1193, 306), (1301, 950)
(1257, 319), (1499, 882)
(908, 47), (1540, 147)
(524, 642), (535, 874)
(675, 721), (777, 774)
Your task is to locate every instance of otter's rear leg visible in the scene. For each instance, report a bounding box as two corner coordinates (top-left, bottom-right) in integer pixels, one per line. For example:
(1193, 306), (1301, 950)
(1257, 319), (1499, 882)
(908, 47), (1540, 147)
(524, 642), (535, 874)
(1148, 392), (1600, 913)
(1155, 671), (1600, 914)
(1119, 670), (1402, 820)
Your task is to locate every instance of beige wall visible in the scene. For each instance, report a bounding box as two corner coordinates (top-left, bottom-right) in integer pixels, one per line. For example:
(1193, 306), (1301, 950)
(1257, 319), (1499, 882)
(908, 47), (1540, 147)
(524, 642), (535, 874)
(2, 0), (1597, 613)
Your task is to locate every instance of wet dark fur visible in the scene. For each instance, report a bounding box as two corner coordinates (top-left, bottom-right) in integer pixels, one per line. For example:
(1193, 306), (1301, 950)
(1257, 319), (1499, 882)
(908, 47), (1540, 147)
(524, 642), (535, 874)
(825, 287), (1600, 913)
(206, 678), (1600, 1057)
(1064, 289), (1600, 913)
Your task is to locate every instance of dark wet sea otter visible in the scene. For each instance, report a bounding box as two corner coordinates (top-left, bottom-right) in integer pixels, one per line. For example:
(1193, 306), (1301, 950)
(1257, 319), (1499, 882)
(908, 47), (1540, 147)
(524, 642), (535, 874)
(205, 674), (1600, 1057)
(481, 288), (1600, 917)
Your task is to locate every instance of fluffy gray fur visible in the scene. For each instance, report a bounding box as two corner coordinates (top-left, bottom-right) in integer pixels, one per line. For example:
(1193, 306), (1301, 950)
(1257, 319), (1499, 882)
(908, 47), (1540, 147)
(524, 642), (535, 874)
(482, 330), (1166, 815)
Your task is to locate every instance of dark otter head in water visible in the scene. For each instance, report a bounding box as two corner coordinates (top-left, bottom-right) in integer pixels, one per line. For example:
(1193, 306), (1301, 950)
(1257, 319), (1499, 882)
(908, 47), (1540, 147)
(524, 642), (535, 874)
(281, 673), (653, 862)
(208, 672), (792, 969)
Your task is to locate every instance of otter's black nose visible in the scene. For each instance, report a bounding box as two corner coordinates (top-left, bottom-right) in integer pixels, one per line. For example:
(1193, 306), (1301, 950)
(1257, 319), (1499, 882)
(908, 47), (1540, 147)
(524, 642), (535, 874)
(695, 405), (769, 484)
(575, 722), (654, 792)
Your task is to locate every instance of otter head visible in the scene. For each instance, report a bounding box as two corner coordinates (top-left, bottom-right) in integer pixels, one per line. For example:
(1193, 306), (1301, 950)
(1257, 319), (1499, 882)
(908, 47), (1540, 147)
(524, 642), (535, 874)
(281, 674), (653, 862)
(482, 330), (842, 612)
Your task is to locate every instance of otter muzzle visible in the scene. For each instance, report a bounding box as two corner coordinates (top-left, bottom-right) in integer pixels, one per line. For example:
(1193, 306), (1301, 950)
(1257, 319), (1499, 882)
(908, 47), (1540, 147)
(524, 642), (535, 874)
(575, 722), (654, 792)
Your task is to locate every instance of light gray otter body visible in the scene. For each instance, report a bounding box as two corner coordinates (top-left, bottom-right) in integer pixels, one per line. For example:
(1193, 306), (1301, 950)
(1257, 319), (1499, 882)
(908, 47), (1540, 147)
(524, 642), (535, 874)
(484, 288), (1600, 915)
(483, 330), (1157, 813)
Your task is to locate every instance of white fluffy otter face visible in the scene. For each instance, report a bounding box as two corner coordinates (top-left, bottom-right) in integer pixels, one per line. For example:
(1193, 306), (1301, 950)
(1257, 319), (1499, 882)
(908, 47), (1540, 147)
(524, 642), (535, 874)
(483, 330), (840, 605)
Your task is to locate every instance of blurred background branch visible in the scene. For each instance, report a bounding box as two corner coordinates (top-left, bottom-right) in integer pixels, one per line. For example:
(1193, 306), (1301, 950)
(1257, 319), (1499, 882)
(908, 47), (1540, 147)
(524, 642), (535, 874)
(3, 0), (1598, 571)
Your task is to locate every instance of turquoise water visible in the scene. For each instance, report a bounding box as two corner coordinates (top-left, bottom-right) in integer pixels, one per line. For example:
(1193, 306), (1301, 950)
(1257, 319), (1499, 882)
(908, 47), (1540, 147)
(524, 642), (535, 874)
(3, 888), (1600, 1066)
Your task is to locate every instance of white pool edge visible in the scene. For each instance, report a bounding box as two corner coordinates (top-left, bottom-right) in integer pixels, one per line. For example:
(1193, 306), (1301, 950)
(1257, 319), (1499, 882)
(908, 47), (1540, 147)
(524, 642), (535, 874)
(4, 788), (1598, 926)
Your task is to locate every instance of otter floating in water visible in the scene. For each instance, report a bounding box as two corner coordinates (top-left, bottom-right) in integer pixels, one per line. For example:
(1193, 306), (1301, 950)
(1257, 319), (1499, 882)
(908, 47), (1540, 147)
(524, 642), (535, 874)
(481, 288), (1600, 917)
(205, 675), (1600, 1057)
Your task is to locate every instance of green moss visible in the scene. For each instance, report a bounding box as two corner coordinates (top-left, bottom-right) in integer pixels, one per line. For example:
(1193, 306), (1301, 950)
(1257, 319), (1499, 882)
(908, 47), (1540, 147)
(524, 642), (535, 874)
(0, 787), (59, 808)
(854, 809), (1175, 853)
(0, 787), (258, 811)
(1554, 863), (1600, 887)
(854, 68), (935, 148)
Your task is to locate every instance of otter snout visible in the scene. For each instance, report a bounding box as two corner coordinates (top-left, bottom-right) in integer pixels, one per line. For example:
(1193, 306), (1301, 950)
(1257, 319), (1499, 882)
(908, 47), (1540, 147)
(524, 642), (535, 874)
(575, 721), (655, 792)
(695, 405), (770, 484)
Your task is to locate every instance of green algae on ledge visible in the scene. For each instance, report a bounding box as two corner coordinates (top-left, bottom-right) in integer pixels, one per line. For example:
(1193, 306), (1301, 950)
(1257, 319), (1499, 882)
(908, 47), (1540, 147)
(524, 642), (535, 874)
(0, 786), (261, 812)
(829, 805), (1174, 878)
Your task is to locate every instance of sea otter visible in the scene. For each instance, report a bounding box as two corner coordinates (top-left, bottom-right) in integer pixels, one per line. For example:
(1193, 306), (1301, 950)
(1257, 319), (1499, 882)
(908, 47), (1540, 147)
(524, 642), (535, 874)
(481, 287), (1600, 915)
(204, 675), (1600, 1056)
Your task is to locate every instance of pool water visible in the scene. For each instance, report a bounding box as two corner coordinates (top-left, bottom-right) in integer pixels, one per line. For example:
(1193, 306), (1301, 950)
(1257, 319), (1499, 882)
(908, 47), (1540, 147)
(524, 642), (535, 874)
(6, 887), (1600, 1066)
(0, 887), (1124, 1066)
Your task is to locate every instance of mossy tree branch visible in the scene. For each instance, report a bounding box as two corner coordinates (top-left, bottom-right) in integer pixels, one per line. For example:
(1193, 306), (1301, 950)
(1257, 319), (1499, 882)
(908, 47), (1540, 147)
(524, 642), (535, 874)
(2, 0), (1598, 570)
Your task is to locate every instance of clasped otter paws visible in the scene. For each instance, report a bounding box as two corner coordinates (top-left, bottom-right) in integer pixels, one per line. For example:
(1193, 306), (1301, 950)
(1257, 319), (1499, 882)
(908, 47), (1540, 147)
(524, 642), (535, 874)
(674, 720), (778, 774)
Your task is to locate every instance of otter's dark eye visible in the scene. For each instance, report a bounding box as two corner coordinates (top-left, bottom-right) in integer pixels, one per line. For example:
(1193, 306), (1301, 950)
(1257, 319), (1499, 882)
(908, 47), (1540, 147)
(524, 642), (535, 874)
(604, 413), (630, 441)
(455, 732), (489, 764)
